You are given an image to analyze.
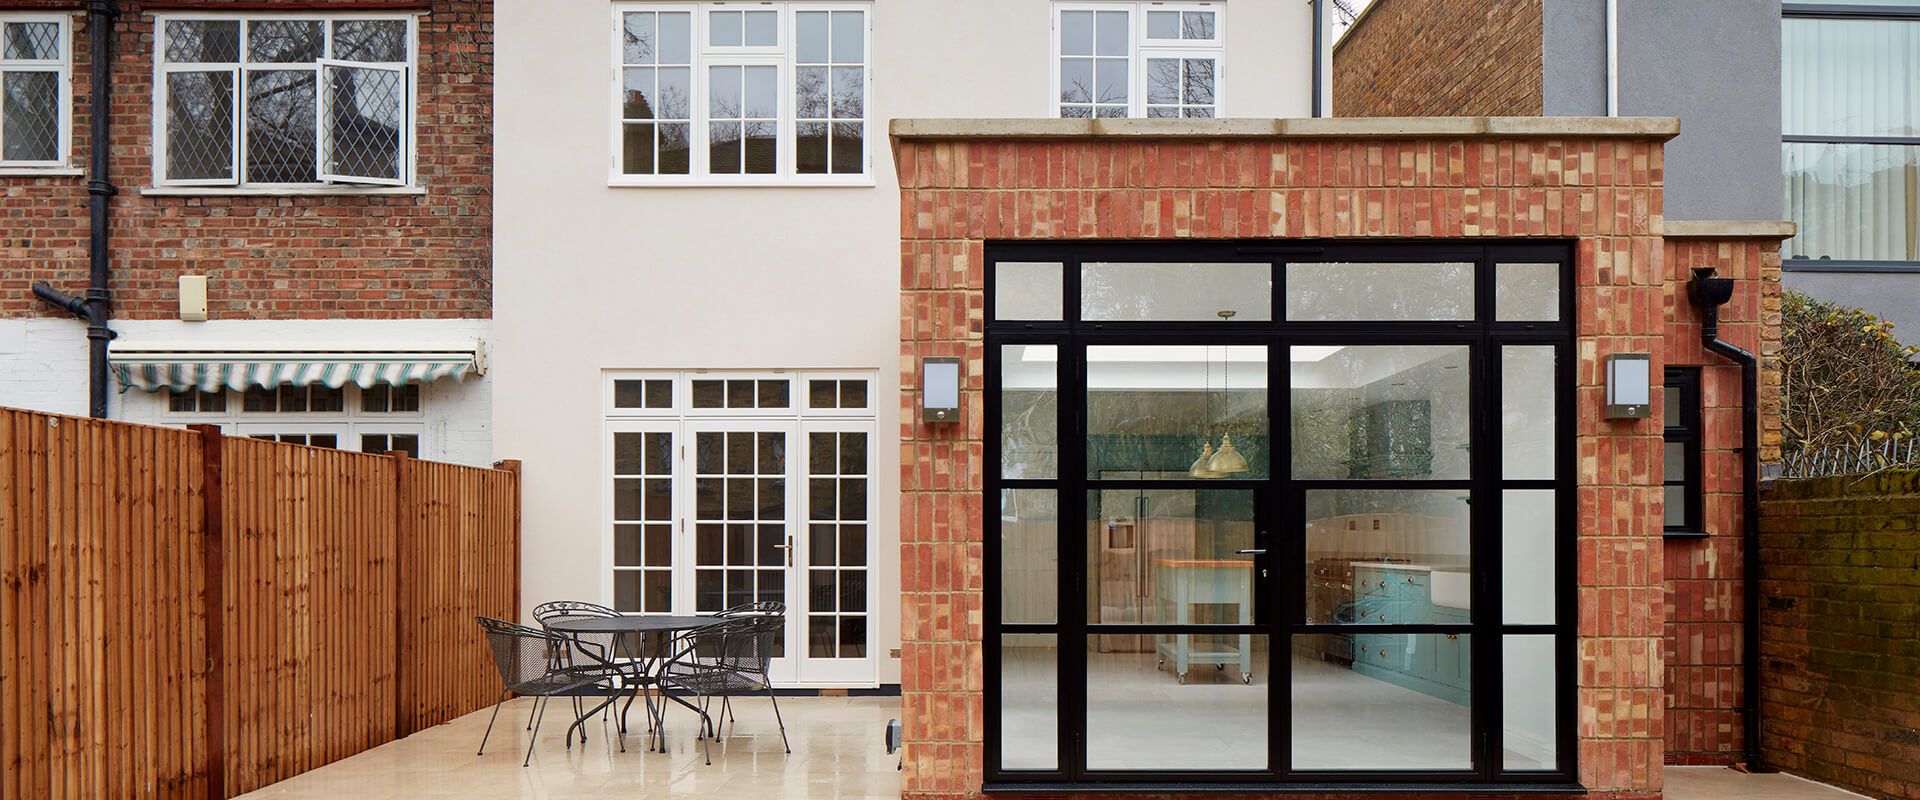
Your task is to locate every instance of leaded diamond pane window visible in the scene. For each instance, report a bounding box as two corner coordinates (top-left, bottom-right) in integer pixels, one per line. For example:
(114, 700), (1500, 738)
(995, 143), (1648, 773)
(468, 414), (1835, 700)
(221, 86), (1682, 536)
(156, 15), (415, 187)
(0, 17), (67, 166)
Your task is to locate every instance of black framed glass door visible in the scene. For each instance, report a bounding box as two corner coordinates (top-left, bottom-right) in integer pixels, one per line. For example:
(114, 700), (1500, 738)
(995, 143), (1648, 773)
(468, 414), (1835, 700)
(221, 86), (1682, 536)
(984, 242), (1577, 791)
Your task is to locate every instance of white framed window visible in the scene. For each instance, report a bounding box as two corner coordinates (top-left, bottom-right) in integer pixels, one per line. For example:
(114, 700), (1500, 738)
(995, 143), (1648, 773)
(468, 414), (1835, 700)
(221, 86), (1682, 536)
(610, 2), (872, 185)
(152, 14), (417, 189)
(1051, 2), (1223, 119)
(0, 15), (70, 167)
(164, 383), (425, 455)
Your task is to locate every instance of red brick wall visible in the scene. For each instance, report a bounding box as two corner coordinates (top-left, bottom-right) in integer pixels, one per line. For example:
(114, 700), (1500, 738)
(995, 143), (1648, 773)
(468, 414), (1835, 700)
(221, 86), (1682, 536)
(0, 1), (490, 321)
(1333, 0), (1544, 117)
(895, 129), (1685, 799)
(1760, 473), (1920, 800)
(1660, 237), (1785, 766)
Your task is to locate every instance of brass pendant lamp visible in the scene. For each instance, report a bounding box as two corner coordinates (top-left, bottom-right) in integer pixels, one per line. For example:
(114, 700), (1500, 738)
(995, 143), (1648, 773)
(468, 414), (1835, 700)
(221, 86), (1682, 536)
(1188, 339), (1224, 478)
(1206, 311), (1250, 474)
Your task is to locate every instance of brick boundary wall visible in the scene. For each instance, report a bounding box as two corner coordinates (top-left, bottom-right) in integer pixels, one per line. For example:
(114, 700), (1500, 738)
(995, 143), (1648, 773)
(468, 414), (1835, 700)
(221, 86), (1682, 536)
(894, 120), (1697, 799)
(0, 0), (491, 321)
(1661, 236), (1785, 765)
(1332, 0), (1544, 118)
(1759, 472), (1920, 800)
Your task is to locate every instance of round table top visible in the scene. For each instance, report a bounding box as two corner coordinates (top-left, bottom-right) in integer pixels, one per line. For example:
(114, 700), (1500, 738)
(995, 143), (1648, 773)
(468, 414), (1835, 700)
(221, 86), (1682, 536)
(542, 614), (716, 634)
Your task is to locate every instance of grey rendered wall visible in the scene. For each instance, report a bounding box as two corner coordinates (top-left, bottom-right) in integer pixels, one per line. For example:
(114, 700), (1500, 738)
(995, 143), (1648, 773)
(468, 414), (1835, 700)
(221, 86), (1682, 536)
(1785, 273), (1920, 349)
(1543, 0), (1782, 221)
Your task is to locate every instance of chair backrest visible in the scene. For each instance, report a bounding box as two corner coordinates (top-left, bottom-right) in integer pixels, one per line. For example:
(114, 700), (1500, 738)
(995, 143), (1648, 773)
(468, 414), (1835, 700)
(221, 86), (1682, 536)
(476, 616), (565, 689)
(532, 600), (618, 622)
(716, 600), (786, 618)
(706, 615), (780, 682)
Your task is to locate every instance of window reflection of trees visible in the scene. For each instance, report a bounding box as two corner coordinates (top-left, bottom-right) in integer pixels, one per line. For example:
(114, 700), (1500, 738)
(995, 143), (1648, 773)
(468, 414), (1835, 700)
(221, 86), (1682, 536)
(1285, 263), (1474, 322)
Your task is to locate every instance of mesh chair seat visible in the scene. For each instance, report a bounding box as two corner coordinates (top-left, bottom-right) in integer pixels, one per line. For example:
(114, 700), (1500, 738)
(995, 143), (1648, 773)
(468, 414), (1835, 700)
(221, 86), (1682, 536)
(476, 616), (625, 766)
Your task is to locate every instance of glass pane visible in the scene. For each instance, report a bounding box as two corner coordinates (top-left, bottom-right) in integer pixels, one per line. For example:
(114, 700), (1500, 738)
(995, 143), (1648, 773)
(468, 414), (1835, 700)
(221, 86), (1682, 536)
(1496, 263), (1561, 321)
(645, 524), (671, 567)
(2, 72), (59, 162)
(3, 22), (59, 60)
(1293, 633), (1471, 769)
(1089, 345), (1269, 479)
(839, 432), (866, 474)
(659, 12), (691, 63)
(645, 432), (670, 474)
(1086, 634), (1267, 770)
(1503, 490), (1556, 625)
(692, 379), (724, 407)
(1060, 10), (1093, 56)
(614, 570), (643, 613)
(1782, 18), (1920, 138)
(831, 66), (862, 118)
(1503, 346), (1556, 480)
(744, 11), (776, 46)
(994, 261), (1063, 321)
(1305, 490), (1471, 624)
(757, 379), (789, 408)
(623, 12), (657, 64)
(840, 616), (867, 658)
(246, 70), (317, 183)
(1088, 490), (1255, 625)
(841, 380), (867, 409)
(1184, 11), (1216, 39)
(613, 478), (643, 521)
(1292, 345), (1469, 480)
(1001, 490), (1057, 624)
(1147, 59), (1180, 105)
(1146, 11), (1179, 39)
(1665, 484), (1687, 527)
(645, 478), (671, 521)
(839, 479), (865, 520)
(1783, 143), (1919, 262)
(615, 524), (643, 567)
(1083, 262), (1271, 321)
(840, 524), (866, 567)
(1002, 345), (1058, 479)
(727, 380), (753, 408)
(1000, 633), (1057, 770)
(796, 11), (827, 62)
(710, 10), (741, 46)
(332, 20), (407, 62)
(1060, 58), (1092, 104)
(248, 20), (322, 62)
(1664, 386), (1681, 423)
(644, 570), (670, 612)
(831, 122), (862, 174)
(1286, 262), (1474, 321)
(165, 20), (239, 62)
(1184, 59), (1215, 105)
(614, 432), (645, 475)
(1095, 59), (1127, 105)
(166, 71), (235, 181)
(1665, 441), (1687, 482)
(1504, 635), (1559, 770)
(831, 11), (864, 63)
(746, 65), (778, 118)
(623, 68), (655, 119)
(840, 572), (866, 612)
(1095, 10), (1128, 56)
(613, 380), (645, 408)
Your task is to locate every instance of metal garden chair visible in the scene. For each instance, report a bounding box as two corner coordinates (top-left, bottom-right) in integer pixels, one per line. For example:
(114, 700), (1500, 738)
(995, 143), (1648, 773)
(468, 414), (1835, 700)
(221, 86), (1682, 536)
(530, 600), (625, 730)
(652, 614), (791, 764)
(475, 616), (623, 766)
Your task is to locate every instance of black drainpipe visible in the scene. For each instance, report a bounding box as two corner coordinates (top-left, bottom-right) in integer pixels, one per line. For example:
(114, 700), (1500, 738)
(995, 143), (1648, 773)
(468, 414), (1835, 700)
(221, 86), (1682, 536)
(1685, 267), (1770, 773)
(31, 0), (117, 418)
(1312, 0), (1325, 117)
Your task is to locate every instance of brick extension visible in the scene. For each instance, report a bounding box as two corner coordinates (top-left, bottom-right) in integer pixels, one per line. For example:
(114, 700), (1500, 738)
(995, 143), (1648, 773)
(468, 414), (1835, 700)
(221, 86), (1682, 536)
(1333, 0), (1544, 118)
(0, 1), (491, 322)
(893, 118), (1783, 799)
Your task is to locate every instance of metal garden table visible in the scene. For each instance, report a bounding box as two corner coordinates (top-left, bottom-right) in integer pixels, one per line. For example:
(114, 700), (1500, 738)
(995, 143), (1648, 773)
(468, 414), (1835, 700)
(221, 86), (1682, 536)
(542, 614), (717, 752)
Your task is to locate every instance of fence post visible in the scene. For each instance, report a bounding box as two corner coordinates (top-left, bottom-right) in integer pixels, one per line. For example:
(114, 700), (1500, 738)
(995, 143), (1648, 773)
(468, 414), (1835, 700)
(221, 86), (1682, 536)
(493, 460), (522, 621)
(187, 424), (224, 800)
(391, 450), (413, 738)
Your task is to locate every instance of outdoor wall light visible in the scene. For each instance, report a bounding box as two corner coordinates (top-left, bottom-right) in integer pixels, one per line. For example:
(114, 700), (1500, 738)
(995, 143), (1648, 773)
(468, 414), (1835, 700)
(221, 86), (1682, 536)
(921, 356), (961, 423)
(1604, 352), (1653, 419)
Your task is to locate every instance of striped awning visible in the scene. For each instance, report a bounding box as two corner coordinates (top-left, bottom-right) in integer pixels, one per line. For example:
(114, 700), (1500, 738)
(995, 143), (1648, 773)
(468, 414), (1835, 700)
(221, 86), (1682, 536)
(108, 341), (485, 393)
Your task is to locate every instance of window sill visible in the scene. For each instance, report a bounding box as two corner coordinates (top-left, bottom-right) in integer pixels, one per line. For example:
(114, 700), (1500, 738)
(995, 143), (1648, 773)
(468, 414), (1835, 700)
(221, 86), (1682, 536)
(606, 177), (877, 189)
(0, 167), (84, 177)
(139, 185), (429, 197)
(1664, 529), (1711, 540)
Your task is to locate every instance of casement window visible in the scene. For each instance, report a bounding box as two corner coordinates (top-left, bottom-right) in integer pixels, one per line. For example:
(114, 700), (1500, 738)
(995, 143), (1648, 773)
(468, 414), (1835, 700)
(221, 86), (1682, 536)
(1663, 368), (1704, 536)
(611, 2), (872, 184)
(166, 383), (424, 457)
(1052, 2), (1223, 119)
(0, 15), (69, 167)
(1781, 3), (1920, 266)
(153, 14), (416, 188)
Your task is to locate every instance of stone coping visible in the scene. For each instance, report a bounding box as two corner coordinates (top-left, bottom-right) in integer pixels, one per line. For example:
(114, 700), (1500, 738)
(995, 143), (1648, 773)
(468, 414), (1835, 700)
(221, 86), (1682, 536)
(889, 116), (1681, 141)
(1664, 220), (1797, 240)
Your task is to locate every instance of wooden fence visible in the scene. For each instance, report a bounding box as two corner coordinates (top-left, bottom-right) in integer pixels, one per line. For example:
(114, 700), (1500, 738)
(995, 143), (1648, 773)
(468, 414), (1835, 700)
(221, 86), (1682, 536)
(0, 406), (520, 799)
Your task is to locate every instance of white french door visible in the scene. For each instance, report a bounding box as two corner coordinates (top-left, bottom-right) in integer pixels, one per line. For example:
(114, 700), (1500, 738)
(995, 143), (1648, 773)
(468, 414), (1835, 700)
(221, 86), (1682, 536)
(604, 371), (879, 688)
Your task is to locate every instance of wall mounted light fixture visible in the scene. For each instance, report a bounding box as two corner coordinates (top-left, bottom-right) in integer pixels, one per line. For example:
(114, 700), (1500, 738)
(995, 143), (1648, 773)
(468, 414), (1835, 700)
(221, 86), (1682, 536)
(1604, 352), (1652, 419)
(921, 356), (961, 423)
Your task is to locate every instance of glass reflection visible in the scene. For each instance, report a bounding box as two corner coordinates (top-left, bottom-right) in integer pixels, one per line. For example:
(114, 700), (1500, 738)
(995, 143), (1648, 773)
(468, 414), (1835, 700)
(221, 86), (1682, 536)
(1291, 345), (1470, 480)
(1087, 490), (1254, 625)
(1504, 635), (1558, 770)
(1002, 634), (1059, 770)
(1292, 633), (1471, 770)
(1002, 345), (1058, 479)
(1502, 490), (1555, 625)
(1087, 345), (1269, 480)
(1287, 262), (1474, 321)
(1503, 346), (1556, 479)
(1087, 635), (1267, 770)
(1003, 489), (1058, 624)
(1082, 262), (1272, 321)
(1496, 263), (1561, 321)
(1304, 490), (1471, 624)
(994, 261), (1063, 320)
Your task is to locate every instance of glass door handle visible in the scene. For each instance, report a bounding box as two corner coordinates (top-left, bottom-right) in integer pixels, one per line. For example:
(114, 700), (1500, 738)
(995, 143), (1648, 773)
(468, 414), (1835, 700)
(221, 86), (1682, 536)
(1234, 549), (1267, 555)
(775, 535), (792, 566)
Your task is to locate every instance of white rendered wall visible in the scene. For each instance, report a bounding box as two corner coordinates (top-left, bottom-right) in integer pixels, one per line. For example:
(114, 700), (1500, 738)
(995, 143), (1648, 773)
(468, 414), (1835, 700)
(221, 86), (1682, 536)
(0, 319), (91, 417)
(493, 0), (1315, 686)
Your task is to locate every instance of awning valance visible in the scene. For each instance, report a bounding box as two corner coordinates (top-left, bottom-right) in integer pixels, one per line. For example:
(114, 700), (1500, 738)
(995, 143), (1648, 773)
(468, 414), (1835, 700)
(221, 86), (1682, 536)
(108, 341), (486, 393)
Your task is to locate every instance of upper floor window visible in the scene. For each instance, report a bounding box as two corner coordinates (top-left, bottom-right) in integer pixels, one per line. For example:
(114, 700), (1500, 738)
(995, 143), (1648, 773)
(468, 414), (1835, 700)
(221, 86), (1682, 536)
(1052, 2), (1223, 119)
(0, 15), (68, 167)
(1781, 3), (1920, 265)
(613, 2), (871, 185)
(154, 15), (415, 188)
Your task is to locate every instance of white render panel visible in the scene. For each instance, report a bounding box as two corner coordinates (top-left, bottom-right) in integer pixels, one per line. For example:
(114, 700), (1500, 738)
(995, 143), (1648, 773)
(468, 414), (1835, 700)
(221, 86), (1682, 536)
(494, 0), (1315, 687)
(0, 319), (91, 417)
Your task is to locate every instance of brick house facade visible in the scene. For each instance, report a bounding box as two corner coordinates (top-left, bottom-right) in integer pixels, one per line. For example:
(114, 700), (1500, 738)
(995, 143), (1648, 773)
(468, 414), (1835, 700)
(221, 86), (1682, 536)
(893, 117), (1786, 798)
(0, 0), (492, 464)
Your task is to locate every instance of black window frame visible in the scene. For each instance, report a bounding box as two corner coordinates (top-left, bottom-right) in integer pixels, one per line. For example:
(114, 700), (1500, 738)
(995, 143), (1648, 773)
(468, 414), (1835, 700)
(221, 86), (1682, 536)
(1780, 2), (1920, 272)
(982, 240), (1580, 794)
(1663, 367), (1707, 538)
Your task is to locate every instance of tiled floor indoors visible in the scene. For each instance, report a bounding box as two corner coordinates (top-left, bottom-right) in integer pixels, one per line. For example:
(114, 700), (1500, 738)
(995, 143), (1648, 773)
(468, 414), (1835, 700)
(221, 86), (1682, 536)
(232, 694), (1868, 800)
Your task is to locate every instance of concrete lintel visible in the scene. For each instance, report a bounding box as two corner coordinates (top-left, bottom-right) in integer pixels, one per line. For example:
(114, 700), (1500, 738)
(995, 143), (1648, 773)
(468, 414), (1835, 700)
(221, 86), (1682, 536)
(890, 116), (1681, 142)
(1663, 220), (1797, 240)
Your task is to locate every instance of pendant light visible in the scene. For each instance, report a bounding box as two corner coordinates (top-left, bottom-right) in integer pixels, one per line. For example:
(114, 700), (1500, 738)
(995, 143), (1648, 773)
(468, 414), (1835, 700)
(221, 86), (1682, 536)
(1188, 341), (1224, 478)
(1207, 311), (1251, 474)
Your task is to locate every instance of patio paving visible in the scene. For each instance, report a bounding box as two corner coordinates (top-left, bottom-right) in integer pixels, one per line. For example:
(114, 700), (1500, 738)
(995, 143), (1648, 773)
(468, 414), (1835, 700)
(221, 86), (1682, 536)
(232, 698), (1868, 800)
(235, 695), (902, 799)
